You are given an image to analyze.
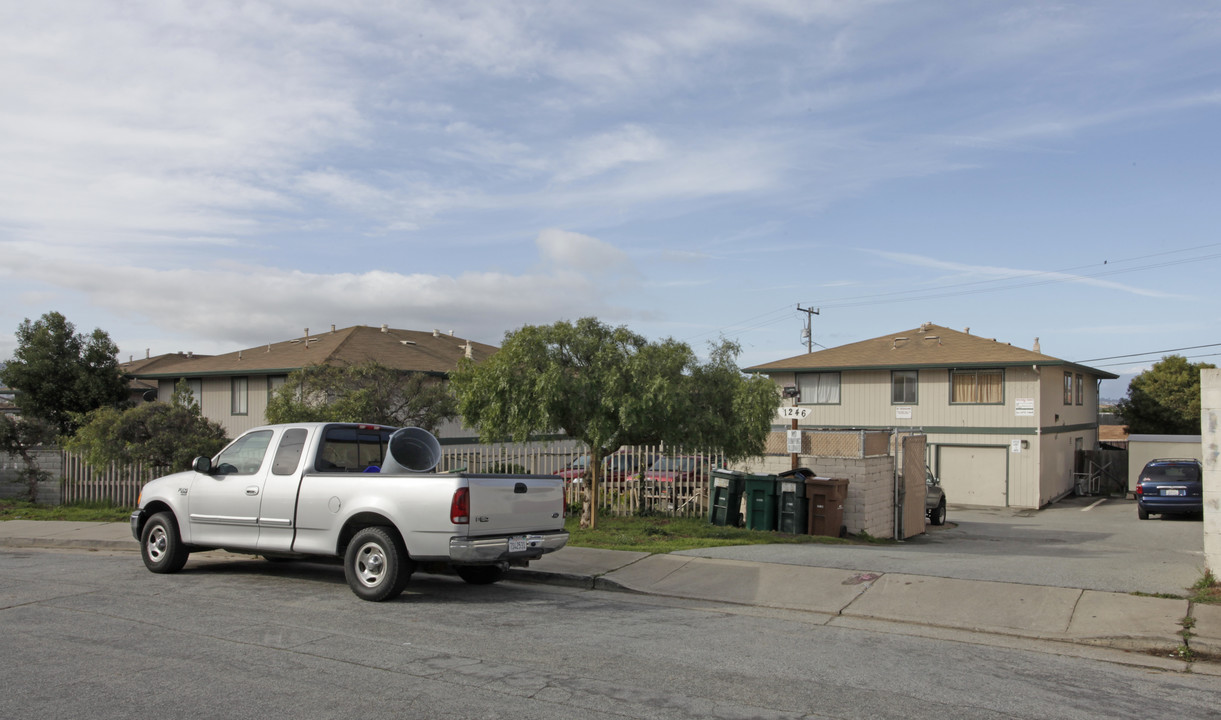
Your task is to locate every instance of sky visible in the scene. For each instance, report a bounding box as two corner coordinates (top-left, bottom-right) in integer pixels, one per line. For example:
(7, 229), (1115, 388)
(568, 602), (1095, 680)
(2, 1), (1220, 400)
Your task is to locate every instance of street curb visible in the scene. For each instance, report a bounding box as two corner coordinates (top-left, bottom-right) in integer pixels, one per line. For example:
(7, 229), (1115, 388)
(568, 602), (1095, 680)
(0, 537), (137, 551)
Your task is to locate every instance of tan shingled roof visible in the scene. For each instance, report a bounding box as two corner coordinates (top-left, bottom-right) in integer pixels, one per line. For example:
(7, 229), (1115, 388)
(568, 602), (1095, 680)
(745, 323), (1118, 378)
(127, 325), (497, 378)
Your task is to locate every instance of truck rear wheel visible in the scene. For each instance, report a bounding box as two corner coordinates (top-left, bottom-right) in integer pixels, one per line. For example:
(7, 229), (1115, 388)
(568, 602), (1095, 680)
(141, 512), (190, 573)
(344, 527), (412, 601)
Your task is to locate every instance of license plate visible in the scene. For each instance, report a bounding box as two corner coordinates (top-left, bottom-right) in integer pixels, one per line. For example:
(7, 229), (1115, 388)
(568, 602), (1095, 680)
(508, 536), (531, 553)
(1162, 488), (1183, 496)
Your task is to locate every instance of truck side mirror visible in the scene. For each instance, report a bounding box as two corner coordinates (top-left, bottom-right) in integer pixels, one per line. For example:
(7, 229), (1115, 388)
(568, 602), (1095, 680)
(191, 456), (213, 474)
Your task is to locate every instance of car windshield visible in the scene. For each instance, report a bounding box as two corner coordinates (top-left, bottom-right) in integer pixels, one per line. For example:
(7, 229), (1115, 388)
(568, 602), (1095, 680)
(607, 454), (634, 470)
(651, 457), (696, 472)
(1143, 465), (1200, 483)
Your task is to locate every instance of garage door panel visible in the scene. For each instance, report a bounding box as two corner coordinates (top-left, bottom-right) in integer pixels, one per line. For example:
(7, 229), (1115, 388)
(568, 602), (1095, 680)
(939, 446), (1007, 507)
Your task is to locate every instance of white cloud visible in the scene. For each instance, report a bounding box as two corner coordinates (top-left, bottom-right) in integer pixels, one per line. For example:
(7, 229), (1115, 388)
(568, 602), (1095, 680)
(868, 250), (1180, 299)
(536, 229), (632, 275)
(0, 241), (629, 353)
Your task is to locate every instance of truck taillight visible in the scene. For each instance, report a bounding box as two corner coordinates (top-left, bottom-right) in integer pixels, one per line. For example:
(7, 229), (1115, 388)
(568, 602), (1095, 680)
(450, 487), (470, 524)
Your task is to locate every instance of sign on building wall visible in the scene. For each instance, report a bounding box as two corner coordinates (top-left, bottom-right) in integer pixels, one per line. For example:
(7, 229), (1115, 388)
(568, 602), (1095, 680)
(895, 406), (912, 420)
(1015, 398), (1035, 417)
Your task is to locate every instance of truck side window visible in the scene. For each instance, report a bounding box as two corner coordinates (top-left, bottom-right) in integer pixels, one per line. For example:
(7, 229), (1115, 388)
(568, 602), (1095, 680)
(316, 427), (392, 473)
(272, 428), (308, 476)
(213, 430), (274, 476)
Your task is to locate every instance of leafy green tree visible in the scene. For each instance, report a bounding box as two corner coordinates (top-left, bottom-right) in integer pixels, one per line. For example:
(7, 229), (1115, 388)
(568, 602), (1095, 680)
(265, 361), (459, 433)
(1116, 355), (1215, 435)
(449, 317), (780, 528)
(0, 415), (55, 501)
(0, 312), (129, 436)
(67, 380), (229, 472)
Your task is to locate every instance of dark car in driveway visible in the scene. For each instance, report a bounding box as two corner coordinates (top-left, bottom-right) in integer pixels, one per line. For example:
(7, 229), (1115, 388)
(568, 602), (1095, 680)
(1135, 458), (1203, 520)
(925, 468), (947, 526)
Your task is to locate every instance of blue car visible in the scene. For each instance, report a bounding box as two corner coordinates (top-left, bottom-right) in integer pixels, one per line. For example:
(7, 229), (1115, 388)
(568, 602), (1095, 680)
(1135, 458), (1203, 520)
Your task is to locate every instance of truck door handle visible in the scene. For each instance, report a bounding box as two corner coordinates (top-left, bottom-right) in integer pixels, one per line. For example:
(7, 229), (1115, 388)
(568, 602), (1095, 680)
(246, 486), (260, 496)
(514, 483), (527, 494)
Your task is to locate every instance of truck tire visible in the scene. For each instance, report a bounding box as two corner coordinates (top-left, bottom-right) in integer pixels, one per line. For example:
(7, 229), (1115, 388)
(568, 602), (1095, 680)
(344, 527), (412, 601)
(141, 512), (190, 573)
(455, 565), (505, 585)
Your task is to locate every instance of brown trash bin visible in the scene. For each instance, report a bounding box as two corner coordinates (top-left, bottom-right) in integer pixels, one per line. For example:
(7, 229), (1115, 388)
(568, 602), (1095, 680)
(804, 477), (849, 537)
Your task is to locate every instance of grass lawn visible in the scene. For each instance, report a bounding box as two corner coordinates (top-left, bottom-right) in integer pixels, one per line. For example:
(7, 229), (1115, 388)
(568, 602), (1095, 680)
(0, 499), (133, 522)
(562, 514), (889, 553)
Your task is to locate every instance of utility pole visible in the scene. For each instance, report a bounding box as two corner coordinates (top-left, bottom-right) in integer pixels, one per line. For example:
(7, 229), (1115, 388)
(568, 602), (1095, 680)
(797, 305), (820, 353)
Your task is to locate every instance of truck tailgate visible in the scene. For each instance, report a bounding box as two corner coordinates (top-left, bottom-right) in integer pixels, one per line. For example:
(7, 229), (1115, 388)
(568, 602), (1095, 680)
(463, 473), (565, 536)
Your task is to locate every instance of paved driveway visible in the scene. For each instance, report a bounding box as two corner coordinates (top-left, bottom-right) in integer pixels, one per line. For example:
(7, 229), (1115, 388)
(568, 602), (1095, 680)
(678, 495), (1207, 595)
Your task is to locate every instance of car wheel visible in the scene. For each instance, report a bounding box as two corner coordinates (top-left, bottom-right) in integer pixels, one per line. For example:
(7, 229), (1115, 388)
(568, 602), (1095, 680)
(1137, 506), (1149, 520)
(140, 512), (190, 574)
(455, 565), (505, 585)
(344, 527), (413, 602)
(930, 498), (947, 526)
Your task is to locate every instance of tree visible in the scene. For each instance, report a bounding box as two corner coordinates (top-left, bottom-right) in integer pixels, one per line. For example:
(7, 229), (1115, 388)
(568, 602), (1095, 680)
(1116, 355), (1215, 435)
(66, 380), (229, 472)
(0, 312), (129, 436)
(449, 317), (780, 528)
(0, 415), (55, 502)
(265, 361), (459, 433)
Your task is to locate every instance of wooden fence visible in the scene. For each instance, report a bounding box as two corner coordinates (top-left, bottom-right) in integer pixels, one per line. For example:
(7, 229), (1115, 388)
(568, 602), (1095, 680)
(59, 443), (724, 519)
(60, 450), (160, 506)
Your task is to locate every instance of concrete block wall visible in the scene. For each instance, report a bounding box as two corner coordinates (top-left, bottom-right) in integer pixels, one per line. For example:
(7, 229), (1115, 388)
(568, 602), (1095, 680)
(0, 447), (63, 504)
(730, 454), (897, 538)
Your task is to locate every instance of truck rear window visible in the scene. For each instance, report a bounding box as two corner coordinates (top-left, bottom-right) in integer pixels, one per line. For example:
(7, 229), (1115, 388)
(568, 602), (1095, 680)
(315, 426), (393, 473)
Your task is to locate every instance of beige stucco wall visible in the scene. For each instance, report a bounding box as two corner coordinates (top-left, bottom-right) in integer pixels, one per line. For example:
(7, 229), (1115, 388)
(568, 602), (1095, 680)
(1127, 435), (1204, 492)
(730, 454), (896, 537)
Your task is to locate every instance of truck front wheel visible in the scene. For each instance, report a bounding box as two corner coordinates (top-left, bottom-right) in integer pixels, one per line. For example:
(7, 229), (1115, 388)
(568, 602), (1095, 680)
(344, 527), (412, 601)
(141, 512), (190, 573)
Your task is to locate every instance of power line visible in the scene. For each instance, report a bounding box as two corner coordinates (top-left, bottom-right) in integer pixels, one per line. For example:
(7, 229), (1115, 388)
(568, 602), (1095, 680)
(1075, 342), (1221, 363)
(1092, 351), (1221, 369)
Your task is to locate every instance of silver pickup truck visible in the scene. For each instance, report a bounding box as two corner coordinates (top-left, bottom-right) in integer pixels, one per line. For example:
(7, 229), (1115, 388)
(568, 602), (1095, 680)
(130, 422), (569, 601)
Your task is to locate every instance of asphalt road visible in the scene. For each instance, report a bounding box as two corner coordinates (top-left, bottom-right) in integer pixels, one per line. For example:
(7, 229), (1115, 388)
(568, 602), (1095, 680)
(2, 547), (1218, 720)
(680, 495), (1207, 595)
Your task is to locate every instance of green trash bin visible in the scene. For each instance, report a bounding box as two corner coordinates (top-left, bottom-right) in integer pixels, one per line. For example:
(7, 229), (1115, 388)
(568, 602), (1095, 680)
(709, 469), (746, 527)
(777, 468), (812, 534)
(743, 473), (780, 531)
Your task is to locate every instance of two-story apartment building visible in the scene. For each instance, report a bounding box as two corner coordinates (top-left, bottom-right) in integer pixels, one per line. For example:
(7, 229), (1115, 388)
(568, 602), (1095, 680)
(745, 323), (1118, 509)
(124, 325), (497, 438)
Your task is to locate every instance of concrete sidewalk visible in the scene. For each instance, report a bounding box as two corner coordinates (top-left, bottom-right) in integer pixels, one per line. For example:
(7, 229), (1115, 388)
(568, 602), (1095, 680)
(2, 520), (1218, 672)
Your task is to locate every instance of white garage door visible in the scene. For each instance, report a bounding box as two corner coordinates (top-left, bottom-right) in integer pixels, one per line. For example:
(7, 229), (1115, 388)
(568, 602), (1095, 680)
(938, 445), (1008, 507)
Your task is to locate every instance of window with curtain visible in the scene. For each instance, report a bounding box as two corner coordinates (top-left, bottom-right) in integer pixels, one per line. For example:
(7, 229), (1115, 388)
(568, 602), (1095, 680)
(186, 378), (202, 409)
(797, 372), (840, 404)
(951, 369), (1002, 404)
(892, 370), (918, 404)
(231, 376), (249, 416)
(1075, 373), (1083, 405)
(267, 374), (287, 402)
(1063, 372), (1073, 405)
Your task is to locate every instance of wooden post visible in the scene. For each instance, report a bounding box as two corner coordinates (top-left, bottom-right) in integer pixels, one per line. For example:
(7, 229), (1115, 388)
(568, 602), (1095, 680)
(791, 417), (799, 471)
